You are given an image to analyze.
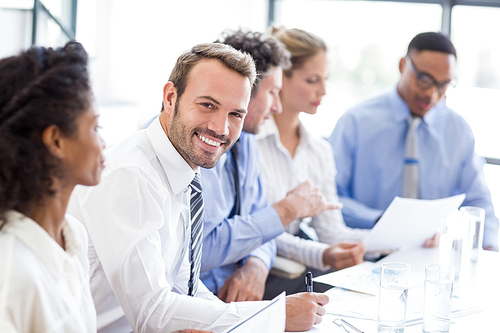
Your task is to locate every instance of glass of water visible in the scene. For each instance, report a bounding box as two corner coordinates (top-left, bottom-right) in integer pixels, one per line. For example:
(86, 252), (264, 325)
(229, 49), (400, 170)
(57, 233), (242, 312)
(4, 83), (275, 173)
(439, 211), (468, 281)
(378, 262), (411, 333)
(459, 206), (485, 263)
(423, 264), (455, 333)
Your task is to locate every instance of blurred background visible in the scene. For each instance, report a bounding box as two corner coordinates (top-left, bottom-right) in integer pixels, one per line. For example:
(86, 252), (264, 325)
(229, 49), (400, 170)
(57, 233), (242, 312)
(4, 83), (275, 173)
(1, 0), (499, 226)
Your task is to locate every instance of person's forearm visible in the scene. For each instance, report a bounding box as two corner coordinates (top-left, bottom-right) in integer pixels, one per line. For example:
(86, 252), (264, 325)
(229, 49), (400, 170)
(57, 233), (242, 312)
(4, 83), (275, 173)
(245, 256), (269, 275)
(339, 196), (383, 229)
(275, 232), (329, 271)
(201, 207), (283, 271)
(248, 240), (276, 269)
(272, 199), (296, 226)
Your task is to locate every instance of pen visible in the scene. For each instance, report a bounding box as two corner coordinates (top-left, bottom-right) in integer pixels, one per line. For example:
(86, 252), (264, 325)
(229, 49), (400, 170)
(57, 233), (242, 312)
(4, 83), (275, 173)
(332, 319), (364, 333)
(305, 271), (313, 292)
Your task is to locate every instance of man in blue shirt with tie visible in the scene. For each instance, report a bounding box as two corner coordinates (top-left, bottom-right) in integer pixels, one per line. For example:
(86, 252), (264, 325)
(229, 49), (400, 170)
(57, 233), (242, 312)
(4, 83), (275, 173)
(328, 32), (499, 250)
(201, 30), (353, 302)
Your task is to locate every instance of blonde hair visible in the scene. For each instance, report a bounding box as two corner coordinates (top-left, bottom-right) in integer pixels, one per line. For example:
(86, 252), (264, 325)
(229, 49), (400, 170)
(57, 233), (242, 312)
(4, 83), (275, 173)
(270, 25), (327, 77)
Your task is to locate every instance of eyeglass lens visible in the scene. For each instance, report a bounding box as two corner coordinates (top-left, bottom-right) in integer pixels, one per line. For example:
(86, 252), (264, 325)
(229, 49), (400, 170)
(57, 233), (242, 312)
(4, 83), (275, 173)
(407, 57), (452, 94)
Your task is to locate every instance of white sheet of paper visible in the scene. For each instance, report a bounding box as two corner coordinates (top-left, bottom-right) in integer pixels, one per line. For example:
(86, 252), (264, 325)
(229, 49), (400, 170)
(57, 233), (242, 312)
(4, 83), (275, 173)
(314, 261), (381, 295)
(362, 194), (466, 252)
(314, 248), (440, 296)
(221, 292), (286, 333)
(379, 247), (439, 288)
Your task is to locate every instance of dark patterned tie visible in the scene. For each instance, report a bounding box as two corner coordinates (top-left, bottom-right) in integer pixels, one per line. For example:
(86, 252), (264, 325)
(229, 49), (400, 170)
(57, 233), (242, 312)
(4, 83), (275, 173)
(402, 116), (422, 198)
(228, 141), (240, 219)
(188, 173), (204, 296)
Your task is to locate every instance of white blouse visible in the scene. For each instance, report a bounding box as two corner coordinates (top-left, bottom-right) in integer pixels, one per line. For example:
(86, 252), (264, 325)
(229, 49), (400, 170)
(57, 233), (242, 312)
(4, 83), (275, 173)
(256, 118), (369, 270)
(0, 211), (96, 332)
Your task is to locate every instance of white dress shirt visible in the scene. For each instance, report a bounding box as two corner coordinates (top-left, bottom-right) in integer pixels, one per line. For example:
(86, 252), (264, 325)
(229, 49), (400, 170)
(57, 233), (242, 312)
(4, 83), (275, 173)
(256, 118), (369, 270)
(0, 211), (96, 332)
(68, 118), (271, 332)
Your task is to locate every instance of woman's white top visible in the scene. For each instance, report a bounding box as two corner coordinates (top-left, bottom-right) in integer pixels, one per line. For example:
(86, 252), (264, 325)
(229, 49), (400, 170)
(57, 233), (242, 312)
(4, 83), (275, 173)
(0, 210), (96, 332)
(256, 118), (369, 270)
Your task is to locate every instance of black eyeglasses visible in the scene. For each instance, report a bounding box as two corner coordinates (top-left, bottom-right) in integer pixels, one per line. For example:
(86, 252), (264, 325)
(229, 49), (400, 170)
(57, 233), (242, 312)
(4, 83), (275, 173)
(405, 56), (455, 95)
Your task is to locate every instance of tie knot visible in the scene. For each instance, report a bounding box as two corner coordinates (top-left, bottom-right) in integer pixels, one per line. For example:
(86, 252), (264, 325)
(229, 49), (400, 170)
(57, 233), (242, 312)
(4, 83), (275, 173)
(190, 174), (202, 193)
(408, 116), (422, 128)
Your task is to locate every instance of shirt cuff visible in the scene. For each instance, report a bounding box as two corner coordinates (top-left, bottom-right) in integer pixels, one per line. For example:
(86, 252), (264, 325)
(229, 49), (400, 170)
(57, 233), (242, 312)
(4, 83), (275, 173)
(483, 227), (499, 250)
(312, 242), (330, 271)
(252, 206), (284, 243)
(249, 241), (276, 269)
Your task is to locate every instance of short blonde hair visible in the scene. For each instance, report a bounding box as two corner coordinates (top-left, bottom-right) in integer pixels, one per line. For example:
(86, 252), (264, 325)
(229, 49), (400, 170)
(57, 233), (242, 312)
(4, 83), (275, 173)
(270, 26), (326, 77)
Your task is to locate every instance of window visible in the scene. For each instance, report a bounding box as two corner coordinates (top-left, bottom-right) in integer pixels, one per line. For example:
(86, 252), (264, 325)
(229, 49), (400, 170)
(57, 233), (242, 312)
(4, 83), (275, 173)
(274, 0), (442, 137)
(447, 5), (500, 159)
(33, 0), (76, 46)
(448, 5), (500, 219)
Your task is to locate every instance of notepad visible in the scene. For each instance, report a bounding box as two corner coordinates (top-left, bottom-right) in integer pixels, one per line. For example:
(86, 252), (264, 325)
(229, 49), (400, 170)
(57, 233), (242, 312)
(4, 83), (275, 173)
(221, 292), (286, 332)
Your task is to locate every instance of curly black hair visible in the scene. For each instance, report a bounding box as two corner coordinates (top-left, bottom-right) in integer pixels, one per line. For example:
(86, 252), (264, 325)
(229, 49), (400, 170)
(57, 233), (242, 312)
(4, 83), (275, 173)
(0, 41), (91, 224)
(216, 29), (291, 96)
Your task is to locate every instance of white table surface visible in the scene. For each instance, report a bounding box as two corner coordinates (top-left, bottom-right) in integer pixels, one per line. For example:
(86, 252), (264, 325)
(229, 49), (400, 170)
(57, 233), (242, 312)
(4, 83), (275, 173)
(296, 248), (500, 333)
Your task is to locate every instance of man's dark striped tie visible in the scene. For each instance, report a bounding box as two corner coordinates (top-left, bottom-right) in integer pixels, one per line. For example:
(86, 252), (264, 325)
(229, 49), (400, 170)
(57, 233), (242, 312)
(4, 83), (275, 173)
(188, 173), (204, 296)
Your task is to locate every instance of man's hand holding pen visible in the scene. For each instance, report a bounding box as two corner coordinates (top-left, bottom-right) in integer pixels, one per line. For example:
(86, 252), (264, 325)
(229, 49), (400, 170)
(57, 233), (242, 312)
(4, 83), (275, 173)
(285, 292), (329, 332)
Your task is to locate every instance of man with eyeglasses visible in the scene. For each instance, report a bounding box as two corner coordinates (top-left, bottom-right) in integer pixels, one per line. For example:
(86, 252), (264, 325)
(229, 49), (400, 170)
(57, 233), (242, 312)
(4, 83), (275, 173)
(328, 32), (498, 251)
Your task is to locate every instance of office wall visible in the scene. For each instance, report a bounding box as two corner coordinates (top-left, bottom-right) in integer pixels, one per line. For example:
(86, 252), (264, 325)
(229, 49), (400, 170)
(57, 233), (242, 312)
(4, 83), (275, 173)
(0, 8), (32, 58)
(76, 0), (269, 146)
(0, 0), (269, 145)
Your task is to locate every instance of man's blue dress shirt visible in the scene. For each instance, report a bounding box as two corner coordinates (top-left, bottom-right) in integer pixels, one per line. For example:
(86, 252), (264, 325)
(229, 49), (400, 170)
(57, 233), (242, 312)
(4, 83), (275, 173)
(200, 131), (284, 294)
(328, 87), (499, 250)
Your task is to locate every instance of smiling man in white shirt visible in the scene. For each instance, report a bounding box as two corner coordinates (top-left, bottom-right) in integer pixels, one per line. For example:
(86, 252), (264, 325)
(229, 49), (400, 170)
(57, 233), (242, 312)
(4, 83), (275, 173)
(68, 43), (329, 332)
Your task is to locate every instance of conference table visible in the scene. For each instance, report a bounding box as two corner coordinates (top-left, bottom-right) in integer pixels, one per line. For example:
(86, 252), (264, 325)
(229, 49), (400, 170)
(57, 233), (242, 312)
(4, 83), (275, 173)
(299, 247), (500, 332)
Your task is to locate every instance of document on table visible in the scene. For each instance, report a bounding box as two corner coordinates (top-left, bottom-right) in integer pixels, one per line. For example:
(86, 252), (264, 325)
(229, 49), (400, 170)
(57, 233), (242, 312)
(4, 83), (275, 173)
(315, 261), (381, 295)
(314, 248), (438, 295)
(221, 292), (285, 332)
(363, 194), (466, 252)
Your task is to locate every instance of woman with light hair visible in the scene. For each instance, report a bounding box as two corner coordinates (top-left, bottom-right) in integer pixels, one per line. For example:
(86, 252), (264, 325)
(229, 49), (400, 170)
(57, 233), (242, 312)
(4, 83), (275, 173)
(257, 27), (368, 297)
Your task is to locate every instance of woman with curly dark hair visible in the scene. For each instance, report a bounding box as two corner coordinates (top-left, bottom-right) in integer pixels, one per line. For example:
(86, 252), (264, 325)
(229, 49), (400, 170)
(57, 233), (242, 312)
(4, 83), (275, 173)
(0, 41), (105, 331)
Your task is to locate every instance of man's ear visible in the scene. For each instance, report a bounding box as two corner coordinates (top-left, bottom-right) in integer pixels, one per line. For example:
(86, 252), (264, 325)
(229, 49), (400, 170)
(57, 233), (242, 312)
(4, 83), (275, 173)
(162, 82), (177, 116)
(41, 125), (65, 159)
(399, 57), (406, 74)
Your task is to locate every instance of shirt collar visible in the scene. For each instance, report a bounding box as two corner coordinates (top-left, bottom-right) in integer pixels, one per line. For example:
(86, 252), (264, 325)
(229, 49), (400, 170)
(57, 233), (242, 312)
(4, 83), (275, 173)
(257, 117), (311, 149)
(297, 121), (312, 148)
(389, 85), (444, 127)
(256, 117), (279, 141)
(146, 117), (197, 195)
(389, 87), (412, 124)
(3, 210), (81, 280)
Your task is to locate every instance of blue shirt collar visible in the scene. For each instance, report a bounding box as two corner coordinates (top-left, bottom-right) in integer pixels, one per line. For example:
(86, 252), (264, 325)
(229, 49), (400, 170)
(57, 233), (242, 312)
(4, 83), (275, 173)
(389, 85), (445, 127)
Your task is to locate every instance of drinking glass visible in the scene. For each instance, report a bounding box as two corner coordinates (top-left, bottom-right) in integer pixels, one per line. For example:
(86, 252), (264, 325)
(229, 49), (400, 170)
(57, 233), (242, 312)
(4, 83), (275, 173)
(377, 262), (411, 333)
(422, 264), (455, 333)
(459, 206), (485, 263)
(439, 212), (468, 281)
